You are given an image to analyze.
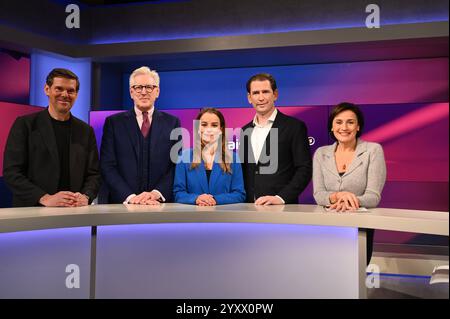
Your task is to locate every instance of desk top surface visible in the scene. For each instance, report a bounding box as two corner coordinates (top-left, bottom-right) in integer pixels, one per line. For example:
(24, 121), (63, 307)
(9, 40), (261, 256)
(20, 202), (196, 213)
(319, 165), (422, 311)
(0, 204), (448, 235)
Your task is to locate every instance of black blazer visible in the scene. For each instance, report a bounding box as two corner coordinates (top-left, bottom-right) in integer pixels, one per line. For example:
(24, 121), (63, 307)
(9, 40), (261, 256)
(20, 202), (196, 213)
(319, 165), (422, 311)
(240, 110), (312, 204)
(3, 109), (101, 207)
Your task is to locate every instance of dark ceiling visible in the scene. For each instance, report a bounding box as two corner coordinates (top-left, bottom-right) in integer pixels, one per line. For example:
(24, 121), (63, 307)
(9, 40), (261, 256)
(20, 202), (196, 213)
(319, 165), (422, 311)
(76, 0), (184, 5)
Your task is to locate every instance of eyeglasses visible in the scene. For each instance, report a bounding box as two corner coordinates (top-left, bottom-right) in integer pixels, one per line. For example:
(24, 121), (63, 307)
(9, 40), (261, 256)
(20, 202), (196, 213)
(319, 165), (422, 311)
(131, 85), (158, 93)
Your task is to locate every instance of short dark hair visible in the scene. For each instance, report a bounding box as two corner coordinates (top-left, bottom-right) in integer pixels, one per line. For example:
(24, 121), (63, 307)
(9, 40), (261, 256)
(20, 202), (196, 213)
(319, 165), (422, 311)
(328, 102), (365, 140)
(46, 68), (80, 92)
(246, 73), (277, 93)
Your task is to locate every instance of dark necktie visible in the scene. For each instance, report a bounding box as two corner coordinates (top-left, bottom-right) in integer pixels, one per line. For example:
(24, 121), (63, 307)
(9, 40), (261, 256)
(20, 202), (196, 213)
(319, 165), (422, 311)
(141, 111), (150, 138)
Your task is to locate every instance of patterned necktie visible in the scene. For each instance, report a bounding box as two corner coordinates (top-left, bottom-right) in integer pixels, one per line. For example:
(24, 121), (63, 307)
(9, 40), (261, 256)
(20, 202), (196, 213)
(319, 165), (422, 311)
(141, 111), (150, 138)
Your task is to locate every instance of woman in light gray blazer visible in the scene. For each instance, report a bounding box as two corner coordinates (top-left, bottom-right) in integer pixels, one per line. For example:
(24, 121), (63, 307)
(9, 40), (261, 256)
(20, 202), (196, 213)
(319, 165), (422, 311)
(313, 102), (386, 264)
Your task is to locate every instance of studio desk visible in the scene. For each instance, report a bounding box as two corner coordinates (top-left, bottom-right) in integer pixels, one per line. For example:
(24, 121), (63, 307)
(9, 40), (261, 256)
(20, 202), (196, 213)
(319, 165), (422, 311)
(0, 204), (448, 299)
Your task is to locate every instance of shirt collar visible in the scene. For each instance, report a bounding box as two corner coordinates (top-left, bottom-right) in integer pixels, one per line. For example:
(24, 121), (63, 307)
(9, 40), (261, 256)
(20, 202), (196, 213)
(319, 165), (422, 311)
(134, 105), (155, 118)
(253, 108), (278, 127)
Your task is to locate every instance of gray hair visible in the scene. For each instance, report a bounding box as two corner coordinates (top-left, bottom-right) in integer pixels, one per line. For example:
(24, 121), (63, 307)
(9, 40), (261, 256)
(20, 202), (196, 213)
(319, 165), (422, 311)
(129, 66), (160, 87)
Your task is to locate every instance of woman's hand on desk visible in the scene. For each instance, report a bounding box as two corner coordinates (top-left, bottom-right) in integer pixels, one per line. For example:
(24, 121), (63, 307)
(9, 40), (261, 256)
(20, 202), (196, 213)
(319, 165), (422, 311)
(329, 192), (360, 212)
(196, 194), (216, 206)
(329, 201), (355, 212)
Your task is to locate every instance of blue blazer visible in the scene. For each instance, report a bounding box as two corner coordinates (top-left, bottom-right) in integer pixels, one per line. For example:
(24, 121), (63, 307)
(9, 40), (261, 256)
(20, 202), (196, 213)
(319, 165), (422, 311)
(173, 149), (246, 205)
(100, 109), (180, 203)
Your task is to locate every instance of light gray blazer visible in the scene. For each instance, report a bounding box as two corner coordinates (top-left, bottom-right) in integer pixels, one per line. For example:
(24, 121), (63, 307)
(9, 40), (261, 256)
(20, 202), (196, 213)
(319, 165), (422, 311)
(313, 139), (386, 208)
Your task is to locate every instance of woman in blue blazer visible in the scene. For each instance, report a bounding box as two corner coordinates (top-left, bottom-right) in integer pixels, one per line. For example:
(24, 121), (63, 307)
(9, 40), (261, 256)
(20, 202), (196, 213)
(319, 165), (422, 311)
(174, 108), (246, 205)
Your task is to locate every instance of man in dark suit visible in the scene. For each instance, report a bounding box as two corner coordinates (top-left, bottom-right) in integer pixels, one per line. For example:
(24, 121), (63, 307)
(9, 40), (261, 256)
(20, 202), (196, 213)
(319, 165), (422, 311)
(100, 66), (181, 205)
(240, 73), (312, 205)
(3, 68), (100, 207)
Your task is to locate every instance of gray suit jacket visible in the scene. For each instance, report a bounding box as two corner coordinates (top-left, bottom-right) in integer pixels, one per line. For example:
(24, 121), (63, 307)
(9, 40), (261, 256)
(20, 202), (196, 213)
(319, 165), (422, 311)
(312, 139), (386, 208)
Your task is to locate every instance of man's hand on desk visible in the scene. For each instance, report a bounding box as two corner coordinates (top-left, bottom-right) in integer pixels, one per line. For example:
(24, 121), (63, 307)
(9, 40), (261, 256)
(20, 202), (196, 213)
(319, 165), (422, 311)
(39, 192), (90, 207)
(129, 191), (161, 205)
(255, 196), (284, 206)
(142, 199), (161, 205)
(73, 192), (89, 206)
(39, 191), (78, 207)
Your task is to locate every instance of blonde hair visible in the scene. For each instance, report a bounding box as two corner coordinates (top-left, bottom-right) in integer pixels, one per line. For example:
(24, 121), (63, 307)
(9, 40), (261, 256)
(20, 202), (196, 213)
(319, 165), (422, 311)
(129, 66), (160, 87)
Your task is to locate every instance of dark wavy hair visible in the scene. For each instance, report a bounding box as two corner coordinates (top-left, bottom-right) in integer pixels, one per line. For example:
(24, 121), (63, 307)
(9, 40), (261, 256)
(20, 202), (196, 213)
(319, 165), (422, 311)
(328, 102), (365, 141)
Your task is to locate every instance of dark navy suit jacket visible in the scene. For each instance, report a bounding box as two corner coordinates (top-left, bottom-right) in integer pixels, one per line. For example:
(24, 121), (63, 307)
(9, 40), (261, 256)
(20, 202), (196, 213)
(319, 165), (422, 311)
(173, 149), (246, 205)
(100, 108), (181, 203)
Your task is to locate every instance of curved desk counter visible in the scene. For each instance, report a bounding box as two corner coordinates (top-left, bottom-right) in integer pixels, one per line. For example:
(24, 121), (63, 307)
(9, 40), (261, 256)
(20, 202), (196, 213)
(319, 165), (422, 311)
(0, 204), (448, 299)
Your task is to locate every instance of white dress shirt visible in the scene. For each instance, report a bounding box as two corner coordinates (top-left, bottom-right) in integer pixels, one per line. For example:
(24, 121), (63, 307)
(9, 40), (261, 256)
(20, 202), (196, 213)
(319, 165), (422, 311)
(251, 108), (277, 163)
(250, 108), (285, 204)
(123, 106), (165, 204)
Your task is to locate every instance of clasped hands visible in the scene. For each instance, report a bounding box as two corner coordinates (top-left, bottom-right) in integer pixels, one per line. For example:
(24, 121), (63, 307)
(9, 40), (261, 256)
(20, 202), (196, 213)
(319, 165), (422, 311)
(329, 191), (360, 212)
(196, 194), (216, 206)
(128, 191), (161, 205)
(39, 191), (89, 207)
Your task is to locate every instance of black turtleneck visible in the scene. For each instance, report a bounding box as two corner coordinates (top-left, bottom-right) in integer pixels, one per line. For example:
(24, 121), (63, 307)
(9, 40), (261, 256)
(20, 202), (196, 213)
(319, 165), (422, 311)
(49, 112), (72, 191)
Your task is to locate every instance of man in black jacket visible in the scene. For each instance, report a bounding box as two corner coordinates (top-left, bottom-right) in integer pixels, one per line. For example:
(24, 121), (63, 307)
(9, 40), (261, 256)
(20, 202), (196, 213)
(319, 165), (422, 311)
(3, 68), (100, 207)
(240, 73), (312, 205)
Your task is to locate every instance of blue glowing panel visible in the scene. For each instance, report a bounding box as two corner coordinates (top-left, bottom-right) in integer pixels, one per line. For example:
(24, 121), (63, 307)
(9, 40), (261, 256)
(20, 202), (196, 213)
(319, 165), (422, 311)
(30, 51), (91, 122)
(96, 223), (359, 298)
(123, 58), (448, 109)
